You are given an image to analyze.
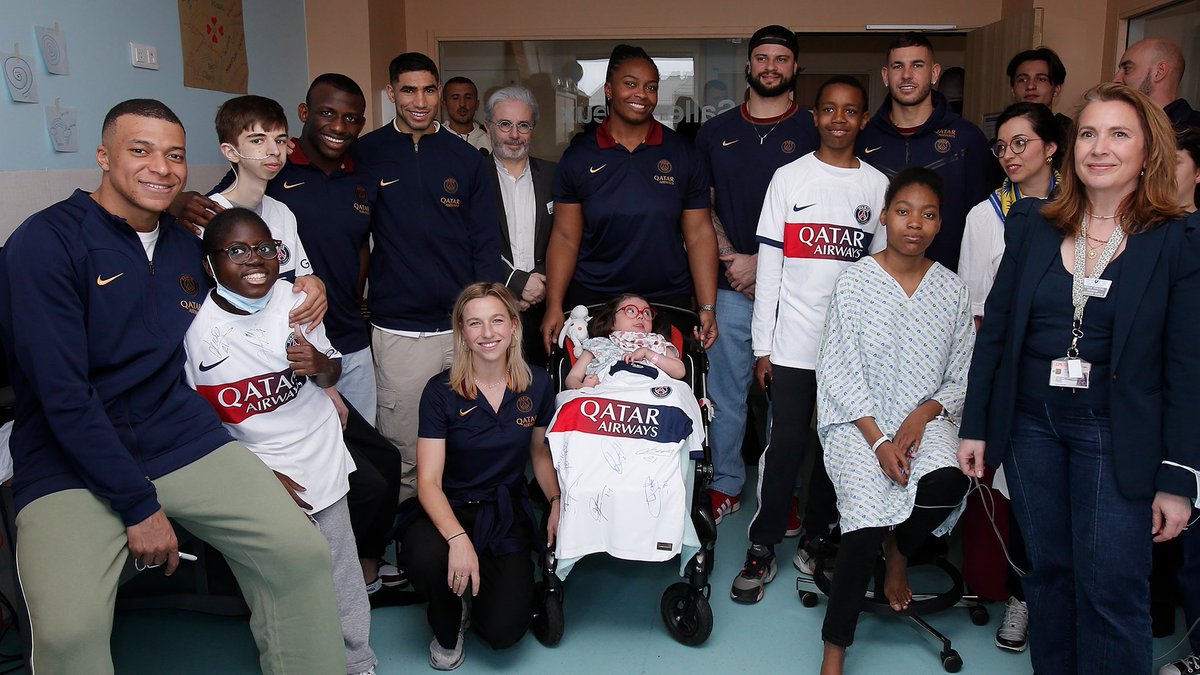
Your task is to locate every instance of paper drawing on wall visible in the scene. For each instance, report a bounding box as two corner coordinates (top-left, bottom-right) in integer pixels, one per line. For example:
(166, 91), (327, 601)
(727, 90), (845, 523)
(178, 0), (248, 94)
(35, 25), (69, 75)
(3, 51), (38, 103)
(45, 104), (78, 153)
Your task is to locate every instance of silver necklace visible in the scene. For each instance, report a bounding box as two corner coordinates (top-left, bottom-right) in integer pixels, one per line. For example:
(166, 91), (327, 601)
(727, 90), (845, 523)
(755, 121), (781, 145)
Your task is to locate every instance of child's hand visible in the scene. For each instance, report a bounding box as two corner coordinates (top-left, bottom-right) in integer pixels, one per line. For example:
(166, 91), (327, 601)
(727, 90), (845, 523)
(273, 470), (313, 510)
(623, 347), (650, 364)
(287, 325), (330, 377)
(582, 374), (600, 388)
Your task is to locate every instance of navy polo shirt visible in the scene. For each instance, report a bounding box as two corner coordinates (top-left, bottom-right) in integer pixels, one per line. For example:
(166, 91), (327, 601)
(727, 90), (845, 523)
(417, 368), (555, 556)
(553, 120), (710, 299)
(694, 103), (819, 291)
(213, 142), (375, 353)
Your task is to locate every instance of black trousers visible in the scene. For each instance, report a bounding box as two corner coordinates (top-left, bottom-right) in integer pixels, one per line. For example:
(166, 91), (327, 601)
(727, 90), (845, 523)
(403, 505), (534, 650)
(822, 467), (970, 648)
(748, 365), (838, 547)
(344, 402), (403, 560)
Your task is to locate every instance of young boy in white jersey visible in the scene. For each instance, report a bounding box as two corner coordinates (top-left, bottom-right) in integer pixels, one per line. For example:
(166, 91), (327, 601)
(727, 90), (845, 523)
(184, 208), (376, 675)
(732, 76), (889, 603)
(209, 95), (312, 283)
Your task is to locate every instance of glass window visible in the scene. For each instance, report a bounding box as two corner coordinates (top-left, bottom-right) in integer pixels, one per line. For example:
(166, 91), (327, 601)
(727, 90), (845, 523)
(440, 35), (966, 161)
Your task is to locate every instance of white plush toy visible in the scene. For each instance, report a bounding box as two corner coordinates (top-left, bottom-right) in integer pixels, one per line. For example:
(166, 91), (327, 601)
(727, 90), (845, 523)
(557, 305), (591, 358)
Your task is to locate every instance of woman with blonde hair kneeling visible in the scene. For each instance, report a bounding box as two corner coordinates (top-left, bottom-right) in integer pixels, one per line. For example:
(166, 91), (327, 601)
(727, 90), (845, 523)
(404, 283), (560, 670)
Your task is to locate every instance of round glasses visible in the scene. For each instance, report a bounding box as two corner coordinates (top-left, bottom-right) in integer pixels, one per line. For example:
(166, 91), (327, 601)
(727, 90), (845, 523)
(618, 305), (655, 321)
(991, 136), (1043, 158)
(211, 240), (281, 265)
(494, 120), (534, 135)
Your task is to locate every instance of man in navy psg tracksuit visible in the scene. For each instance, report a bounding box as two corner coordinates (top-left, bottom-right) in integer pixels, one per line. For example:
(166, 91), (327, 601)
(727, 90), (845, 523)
(856, 33), (992, 272)
(353, 52), (500, 503)
(0, 99), (343, 673)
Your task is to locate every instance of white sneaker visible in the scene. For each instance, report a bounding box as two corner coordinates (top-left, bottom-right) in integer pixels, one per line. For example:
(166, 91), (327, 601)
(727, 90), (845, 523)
(995, 597), (1029, 652)
(1160, 654), (1200, 675)
(429, 637), (464, 671)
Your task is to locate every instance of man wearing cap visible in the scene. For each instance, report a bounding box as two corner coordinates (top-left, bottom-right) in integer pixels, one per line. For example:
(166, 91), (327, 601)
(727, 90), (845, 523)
(694, 25), (823, 603)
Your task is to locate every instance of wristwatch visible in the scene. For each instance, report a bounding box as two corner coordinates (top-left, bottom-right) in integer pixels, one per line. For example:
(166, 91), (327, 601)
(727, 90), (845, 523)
(698, 304), (716, 312)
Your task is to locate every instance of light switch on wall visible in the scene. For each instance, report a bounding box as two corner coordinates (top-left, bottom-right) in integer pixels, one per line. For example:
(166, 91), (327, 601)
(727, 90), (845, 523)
(130, 42), (159, 70)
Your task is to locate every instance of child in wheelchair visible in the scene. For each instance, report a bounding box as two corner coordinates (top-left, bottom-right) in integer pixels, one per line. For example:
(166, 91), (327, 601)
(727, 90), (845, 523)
(564, 294), (686, 388)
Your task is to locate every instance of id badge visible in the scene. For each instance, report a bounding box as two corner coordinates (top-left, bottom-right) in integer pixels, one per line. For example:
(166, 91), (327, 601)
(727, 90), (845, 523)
(1082, 278), (1112, 298)
(1049, 358), (1090, 389)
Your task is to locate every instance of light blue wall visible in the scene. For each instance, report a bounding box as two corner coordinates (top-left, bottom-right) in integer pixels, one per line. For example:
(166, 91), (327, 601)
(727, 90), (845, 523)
(0, 0), (309, 172)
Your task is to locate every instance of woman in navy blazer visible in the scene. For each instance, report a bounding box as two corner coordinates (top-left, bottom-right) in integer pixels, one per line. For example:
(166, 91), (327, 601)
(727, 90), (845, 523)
(957, 83), (1199, 674)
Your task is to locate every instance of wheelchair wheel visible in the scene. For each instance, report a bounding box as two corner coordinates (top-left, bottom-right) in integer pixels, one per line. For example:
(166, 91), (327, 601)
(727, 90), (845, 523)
(531, 582), (564, 646)
(800, 591), (820, 608)
(969, 605), (989, 626)
(660, 582), (713, 646)
(940, 649), (963, 673)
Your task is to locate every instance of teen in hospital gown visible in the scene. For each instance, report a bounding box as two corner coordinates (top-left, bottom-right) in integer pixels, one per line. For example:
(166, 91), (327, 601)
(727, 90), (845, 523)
(815, 256), (975, 537)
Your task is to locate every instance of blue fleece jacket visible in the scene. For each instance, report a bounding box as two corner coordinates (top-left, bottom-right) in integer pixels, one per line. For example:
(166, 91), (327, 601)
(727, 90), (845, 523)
(0, 191), (231, 525)
(354, 124), (500, 332)
(856, 91), (993, 271)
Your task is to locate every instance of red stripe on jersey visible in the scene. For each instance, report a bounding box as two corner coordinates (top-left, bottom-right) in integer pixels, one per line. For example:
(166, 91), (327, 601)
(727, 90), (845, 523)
(196, 368), (305, 424)
(782, 222), (872, 262)
(552, 397), (693, 443)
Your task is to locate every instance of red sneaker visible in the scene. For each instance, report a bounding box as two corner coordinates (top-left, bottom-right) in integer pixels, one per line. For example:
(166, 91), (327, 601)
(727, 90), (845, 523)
(709, 490), (741, 525)
(785, 496), (803, 537)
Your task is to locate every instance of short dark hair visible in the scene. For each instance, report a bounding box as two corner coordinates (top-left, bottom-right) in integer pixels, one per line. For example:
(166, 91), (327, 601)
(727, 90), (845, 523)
(588, 294), (669, 337)
(995, 101), (1063, 153)
(389, 52), (438, 84)
(813, 75), (868, 110)
(1177, 123), (1200, 207)
(102, 99), (183, 139)
(606, 44), (658, 85)
(214, 95), (288, 145)
(202, 207), (271, 255)
(443, 76), (476, 96)
(306, 73), (365, 106)
(886, 32), (935, 61)
(885, 166), (945, 210)
(1006, 47), (1067, 86)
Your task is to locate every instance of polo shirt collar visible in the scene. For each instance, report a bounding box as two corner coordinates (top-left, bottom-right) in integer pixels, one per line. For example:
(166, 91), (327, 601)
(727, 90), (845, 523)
(596, 118), (664, 149)
(288, 136), (357, 173)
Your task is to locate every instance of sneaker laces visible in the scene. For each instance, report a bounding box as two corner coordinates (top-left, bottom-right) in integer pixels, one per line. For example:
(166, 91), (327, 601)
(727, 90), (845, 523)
(998, 599), (1028, 637)
(1181, 654), (1200, 673)
(740, 555), (771, 579)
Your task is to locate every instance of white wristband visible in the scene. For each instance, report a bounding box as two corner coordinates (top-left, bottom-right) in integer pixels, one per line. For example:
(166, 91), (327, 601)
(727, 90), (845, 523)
(871, 436), (891, 453)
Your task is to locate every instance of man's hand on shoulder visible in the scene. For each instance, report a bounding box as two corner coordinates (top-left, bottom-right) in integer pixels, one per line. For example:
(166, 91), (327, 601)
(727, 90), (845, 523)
(126, 509), (180, 575)
(167, 191), (223, 235)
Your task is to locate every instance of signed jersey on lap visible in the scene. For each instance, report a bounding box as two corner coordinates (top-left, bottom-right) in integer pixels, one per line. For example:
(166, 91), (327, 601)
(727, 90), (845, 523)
(548, 364), (704, 562)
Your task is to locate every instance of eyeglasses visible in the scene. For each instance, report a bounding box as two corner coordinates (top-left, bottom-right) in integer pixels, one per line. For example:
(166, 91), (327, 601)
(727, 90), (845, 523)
(618, 305), (656, 321)
(991, 136), (1043, 158)
(494, 120), (534, 134)
(210, 240), (281, 265)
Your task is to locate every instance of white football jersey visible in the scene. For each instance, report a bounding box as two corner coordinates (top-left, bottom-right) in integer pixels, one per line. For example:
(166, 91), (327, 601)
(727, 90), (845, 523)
(548, 364), (704, 562)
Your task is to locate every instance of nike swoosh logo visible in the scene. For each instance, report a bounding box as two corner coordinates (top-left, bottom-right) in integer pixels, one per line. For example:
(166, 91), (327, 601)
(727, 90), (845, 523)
(96, 273), (124, 286)
(864, 146), (883, 154)
(282, 181), (305, 189)
(380, 178), (400, 187)
(458, 406), (477, 417)
(721, 139), (739, 147)
(589, 164), (607, 174)
(198, 356), (229, 372)
(792, 203), (816, 212)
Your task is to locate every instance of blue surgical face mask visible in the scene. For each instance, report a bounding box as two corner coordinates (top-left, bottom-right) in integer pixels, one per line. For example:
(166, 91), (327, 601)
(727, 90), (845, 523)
(208, 256), (274, 313)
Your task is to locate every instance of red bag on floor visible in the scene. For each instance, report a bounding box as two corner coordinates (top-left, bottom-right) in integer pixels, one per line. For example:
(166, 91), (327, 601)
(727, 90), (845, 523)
(961, 466), (1013, 602)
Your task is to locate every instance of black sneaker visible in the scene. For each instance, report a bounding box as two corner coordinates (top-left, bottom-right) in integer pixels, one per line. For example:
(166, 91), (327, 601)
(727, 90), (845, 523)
(730, 545), (777, 604)
(1160, 654), (1200, 675)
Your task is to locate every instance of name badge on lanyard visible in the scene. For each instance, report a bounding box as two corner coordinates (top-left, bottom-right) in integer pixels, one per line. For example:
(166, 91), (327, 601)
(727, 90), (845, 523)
(1052, 219), (1124, 390)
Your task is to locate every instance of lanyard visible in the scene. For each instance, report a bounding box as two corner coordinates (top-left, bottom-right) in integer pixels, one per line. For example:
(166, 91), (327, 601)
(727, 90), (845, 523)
(1067, 215), (1124, 358)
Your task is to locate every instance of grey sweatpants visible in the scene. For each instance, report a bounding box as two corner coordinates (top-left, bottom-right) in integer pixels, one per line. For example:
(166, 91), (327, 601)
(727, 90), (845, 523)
(314, 494), (377, 674)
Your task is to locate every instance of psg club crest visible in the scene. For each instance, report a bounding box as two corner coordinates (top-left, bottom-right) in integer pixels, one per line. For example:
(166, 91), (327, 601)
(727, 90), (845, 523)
(277, 242), (292, 265)
(517, 395), (533, 413)
(657, 159), (673, 174)
(651, 385), (672, 399)
(854, 204), (872, 225)
(178, 274), (199, 295)
(285, 330), (300, 349)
